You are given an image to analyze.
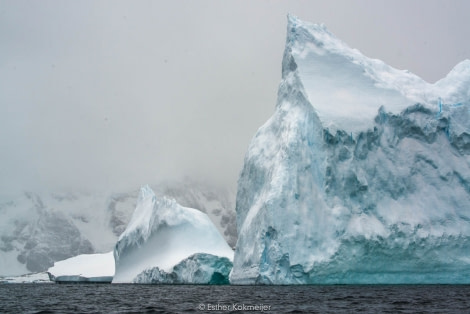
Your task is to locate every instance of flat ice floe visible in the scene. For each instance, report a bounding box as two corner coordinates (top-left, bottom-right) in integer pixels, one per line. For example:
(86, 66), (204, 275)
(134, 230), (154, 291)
(47, 252), (114, 282)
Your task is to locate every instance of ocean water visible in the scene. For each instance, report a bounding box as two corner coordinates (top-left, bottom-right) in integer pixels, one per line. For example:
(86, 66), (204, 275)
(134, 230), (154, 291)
(1, 284), (469, 313)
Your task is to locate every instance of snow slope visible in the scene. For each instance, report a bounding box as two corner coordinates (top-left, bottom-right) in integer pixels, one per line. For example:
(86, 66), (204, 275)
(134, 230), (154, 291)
(113, 185), (233, 283)
(230, 15), (470, 284)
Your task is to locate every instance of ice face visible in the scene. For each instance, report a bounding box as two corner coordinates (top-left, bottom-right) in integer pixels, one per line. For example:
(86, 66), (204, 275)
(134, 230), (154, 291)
(112, 185), (233, 283)
(230, 15), (470, 284)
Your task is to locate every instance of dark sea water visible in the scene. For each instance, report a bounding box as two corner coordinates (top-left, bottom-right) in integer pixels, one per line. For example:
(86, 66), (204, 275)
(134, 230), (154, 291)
(1, 284), (470, 313)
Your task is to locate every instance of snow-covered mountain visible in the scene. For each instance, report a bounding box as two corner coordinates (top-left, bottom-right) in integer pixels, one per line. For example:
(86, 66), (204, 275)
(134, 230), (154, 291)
(230, 15), (470, 284)
(0, 179), (235, 276)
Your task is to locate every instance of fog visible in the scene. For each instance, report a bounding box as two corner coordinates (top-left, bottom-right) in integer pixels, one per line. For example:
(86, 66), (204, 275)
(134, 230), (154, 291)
(1, 0), (469, 195)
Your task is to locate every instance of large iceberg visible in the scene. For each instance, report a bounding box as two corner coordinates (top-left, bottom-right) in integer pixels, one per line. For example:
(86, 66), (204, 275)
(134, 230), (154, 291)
(230, 15), (470, 284)
(112, 185), (233, 283)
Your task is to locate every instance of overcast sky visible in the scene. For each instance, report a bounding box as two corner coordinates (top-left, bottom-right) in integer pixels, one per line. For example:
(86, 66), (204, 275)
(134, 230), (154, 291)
(1, 0), (470, 195)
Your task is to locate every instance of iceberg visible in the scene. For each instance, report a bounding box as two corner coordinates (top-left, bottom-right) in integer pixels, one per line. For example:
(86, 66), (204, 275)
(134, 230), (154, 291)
(112, 185), (233, 283)
(230, 15), (470, 284)
(47, 251), (114, 283)
(134, 253), (232, 284)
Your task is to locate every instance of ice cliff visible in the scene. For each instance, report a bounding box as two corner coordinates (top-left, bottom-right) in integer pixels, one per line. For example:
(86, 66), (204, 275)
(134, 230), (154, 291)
(230, 15), (470, 284)
(113, 185), (233, 283)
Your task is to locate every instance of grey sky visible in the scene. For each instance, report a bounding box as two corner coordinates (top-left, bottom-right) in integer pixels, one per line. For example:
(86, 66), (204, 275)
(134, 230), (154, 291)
(1, 0), (469, 195)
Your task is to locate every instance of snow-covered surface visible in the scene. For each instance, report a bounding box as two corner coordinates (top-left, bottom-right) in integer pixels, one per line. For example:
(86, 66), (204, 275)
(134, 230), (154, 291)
(230, 15), (470, 284)
(48, 252), (114, 281)
(113, 185), (234, 283)
(0, 272), (52, 284)
(288, 15), (470, 134)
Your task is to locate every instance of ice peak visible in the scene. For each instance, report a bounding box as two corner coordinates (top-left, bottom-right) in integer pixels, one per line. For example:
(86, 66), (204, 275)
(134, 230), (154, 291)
(434, 60), (470, 104)
(437, 59), (470, 85)
(286, 13), (298, 24)
(283, 15), (470, 134)
(138, 184), (155, 203)
(287, 14), (327, 33)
